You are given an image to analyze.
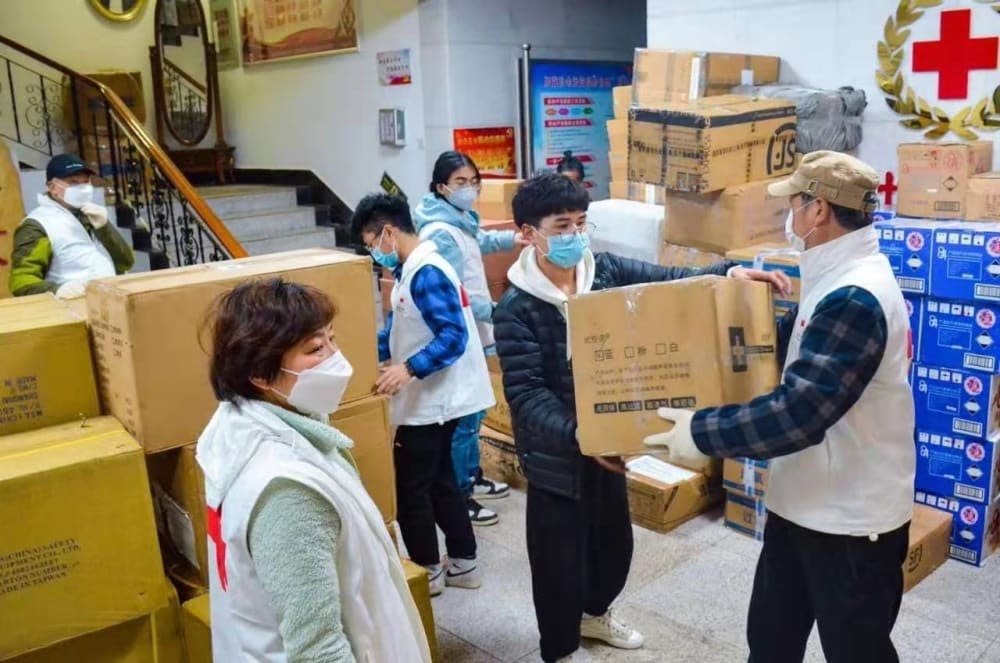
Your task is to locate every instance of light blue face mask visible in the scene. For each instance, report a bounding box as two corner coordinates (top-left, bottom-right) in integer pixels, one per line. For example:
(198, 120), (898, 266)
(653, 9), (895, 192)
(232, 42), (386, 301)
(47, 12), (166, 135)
(542, 230), (589, 269)
(370, 230), (400, 269)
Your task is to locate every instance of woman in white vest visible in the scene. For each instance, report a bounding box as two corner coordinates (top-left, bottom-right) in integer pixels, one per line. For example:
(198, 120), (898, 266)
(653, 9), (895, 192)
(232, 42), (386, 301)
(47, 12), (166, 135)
(646, 151), (915, 663)
(414, 151), (517, 527)
(197, 278), (430, 662)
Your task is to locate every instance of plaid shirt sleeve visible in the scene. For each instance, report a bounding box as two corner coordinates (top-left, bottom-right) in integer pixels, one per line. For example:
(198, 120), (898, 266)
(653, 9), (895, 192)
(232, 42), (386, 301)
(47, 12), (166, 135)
(690, 286), (888, 460)
(405, 264), (470, 379)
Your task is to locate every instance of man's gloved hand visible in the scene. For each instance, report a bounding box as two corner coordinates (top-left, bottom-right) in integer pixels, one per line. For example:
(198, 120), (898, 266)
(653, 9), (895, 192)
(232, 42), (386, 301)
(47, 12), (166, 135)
(55, 280), (87, 300)
(643, 407), (714, 472)
(79, 203), (109, 229)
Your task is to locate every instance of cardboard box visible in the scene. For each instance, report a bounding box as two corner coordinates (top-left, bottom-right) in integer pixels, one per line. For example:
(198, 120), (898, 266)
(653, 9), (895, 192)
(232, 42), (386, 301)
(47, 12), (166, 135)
(629, 95), (797, 193)
(920, 298), (1000, 373)
(181, 594), (211, 663)
(659, 242), (726, 270)
(725, 491), (767, 540)
(569, 276), (779, 457)
(903, 504), (953, 592)
(330, 395), (397, 524)
(609, 180), (666, 205)
(915, 490), (1000, 566)
(86, 249), (378, 453)
(906, 294), (924, 363)
(484, 368), (512, 437)
(911, 363), (1000, 439)
(722, 457), (769, 498)
(146, 445), (208, 593)
(475, 179), (522, 220)
(480, 218), (521, 301)
(632, 50), (780, 106)
(11, 580), (185, 663)
(613, 85), (632, 119)
(0, 294), (100, 437)
(725, 243), (801, 320)
(626, 455), (721, 533)
(897, 142), (994, 219)
(967, 172), (1000, 222)
(916, 429), (1000, 505)
(609, 151), (628, 183)
(607, 119), (628, 154)
(0, 417), (166, 657)
(928, 222), (1000, 304)
(874, 218), (939, 296)
(402, 559), (439, 662)
(664, 178), (790, 253)
(479, 426), (526, 491)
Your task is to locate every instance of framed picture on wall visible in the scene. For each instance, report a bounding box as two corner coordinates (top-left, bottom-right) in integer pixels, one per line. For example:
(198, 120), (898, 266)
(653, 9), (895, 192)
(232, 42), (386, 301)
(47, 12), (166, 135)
(238, 0), (359, 65)
(210, 0), (241, 70)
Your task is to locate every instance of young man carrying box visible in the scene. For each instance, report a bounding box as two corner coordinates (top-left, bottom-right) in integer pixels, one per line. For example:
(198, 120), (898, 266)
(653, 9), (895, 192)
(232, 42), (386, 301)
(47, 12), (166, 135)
(492, 173), (788, 662)
(647, 151), (915, 663)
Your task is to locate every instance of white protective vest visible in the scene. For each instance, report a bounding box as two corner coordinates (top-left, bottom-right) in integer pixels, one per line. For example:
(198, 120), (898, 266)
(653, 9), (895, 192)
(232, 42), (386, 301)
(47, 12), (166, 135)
(388, 241), (495, 426)
(765, 226), (916, 536)
(418, 221), (496, 348)
(200, 402), (431, 663)
(24, 195), (115, 287)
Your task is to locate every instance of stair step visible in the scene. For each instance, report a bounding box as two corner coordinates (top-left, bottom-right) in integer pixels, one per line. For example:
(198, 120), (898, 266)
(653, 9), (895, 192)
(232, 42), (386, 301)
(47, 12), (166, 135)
(242, 228), (338, 256)
(198, 185), (298, 218)
(221, 207), (317, 242)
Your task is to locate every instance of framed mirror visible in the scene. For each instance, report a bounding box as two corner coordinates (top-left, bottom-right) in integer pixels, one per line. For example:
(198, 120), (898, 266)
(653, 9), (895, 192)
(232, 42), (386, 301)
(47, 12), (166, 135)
(88, 0), (148, 22)
(153, 0), (213, 146)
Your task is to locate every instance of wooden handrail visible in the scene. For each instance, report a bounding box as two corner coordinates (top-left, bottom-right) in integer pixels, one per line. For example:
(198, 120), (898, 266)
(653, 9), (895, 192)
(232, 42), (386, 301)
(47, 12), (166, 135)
(0, 34), (246, 259)
(163, 56), (208, 95)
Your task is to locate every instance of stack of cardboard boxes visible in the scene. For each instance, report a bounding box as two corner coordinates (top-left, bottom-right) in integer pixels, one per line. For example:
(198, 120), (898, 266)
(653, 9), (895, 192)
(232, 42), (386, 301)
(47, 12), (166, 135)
(877, 140), (1000, 569)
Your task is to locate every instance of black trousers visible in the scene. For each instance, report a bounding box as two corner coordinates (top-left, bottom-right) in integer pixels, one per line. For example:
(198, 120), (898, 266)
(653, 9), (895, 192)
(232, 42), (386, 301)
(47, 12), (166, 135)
(526, 461), (634, 662)
(748, 512), (910, 663)
(394, 420), (476, 567)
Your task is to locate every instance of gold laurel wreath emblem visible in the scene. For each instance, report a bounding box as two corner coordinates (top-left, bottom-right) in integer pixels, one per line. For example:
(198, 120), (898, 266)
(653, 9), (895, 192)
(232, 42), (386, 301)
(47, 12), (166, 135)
(877, 0), (1000, 140)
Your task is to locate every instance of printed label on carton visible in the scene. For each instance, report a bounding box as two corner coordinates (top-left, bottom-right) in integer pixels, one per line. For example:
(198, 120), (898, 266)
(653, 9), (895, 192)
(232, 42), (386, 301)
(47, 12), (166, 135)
(912, 364), (1000, 439)
(915, 491), (1000, 566)
(929, 224), (1000, 303)
(921, 299), (1000, 373)
(876, 220), (934, 294)
(916, 429), (1000, 504)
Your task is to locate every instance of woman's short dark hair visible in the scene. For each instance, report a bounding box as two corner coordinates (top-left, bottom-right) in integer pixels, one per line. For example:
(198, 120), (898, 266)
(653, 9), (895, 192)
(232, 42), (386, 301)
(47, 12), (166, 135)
(207, 278), (336, 402)
(430, 151), (480, 194)
(556, 151), (585, 180)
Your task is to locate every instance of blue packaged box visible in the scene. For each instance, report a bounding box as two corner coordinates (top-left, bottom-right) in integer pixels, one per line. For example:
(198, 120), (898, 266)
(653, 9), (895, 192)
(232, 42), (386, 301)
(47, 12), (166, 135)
(905, 294), (924, 363)
(914, 491), (1000, 566)
(872, 209), (896, 223)
(875, 219), (938, 295)
(928, 222), (1000, 303)
(911, 363), (1000, 439)
(921, 298), (1000, 373)
(915, 429), (1000, 504)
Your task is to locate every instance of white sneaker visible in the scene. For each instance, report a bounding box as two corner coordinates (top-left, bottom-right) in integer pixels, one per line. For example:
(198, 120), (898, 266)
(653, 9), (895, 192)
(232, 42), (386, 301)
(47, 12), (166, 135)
(425, 563), (445, 597)
(467, 498), (499, 526)
(445, 557), (482, 589)
(579, 610), (644, 649)
(472, 473), (510, 500)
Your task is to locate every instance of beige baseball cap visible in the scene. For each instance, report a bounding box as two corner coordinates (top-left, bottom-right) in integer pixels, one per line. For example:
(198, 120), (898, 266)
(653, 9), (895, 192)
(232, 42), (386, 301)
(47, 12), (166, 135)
(767, 150), (879, 212)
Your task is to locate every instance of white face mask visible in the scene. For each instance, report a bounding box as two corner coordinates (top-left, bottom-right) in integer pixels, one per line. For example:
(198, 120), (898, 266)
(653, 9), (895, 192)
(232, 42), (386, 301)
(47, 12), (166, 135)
(61, 183), (94, 208)
(445, 185), (479, 211)
(272, 350), (354, 415)
(784, 200), (816, 252)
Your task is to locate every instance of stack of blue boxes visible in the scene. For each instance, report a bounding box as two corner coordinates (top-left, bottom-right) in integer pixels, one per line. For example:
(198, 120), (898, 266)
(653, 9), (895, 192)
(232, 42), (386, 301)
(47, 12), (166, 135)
(876, 216), (1000, 566)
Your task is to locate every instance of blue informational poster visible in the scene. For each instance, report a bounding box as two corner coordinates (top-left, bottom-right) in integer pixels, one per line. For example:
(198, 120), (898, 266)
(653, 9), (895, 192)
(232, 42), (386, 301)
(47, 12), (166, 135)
(529, 60), (632, 200)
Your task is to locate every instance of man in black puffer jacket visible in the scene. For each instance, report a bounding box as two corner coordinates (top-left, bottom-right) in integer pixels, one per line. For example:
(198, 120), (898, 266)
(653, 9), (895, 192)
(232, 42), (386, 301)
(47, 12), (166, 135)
(493, 173), (791, 662)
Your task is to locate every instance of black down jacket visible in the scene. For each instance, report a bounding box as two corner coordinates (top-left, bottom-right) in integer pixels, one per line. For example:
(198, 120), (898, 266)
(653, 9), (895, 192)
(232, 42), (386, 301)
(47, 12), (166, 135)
(492, 252), (732, 499)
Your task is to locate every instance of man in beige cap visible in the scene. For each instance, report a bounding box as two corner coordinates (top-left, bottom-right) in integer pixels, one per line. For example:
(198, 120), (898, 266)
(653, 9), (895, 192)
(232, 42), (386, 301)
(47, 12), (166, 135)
(646, 151), (915, 663)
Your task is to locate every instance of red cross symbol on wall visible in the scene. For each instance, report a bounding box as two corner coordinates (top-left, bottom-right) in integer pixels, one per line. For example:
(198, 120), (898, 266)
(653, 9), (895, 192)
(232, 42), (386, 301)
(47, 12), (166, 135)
(913, 9), (999, 100)
(878, 172), (898, 207)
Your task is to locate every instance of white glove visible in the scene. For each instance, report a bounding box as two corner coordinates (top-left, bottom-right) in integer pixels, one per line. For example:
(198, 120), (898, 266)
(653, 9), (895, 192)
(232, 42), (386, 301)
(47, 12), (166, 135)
(55, 280), (87, 300)
(643, 407), (714, 472)
(79, 203), (109, 229)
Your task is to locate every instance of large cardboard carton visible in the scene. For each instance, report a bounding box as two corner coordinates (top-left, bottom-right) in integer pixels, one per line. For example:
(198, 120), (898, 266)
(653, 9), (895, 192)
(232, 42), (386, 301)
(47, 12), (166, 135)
(569, 276), (779, 457)
(874, 218), (940, 296)
(967, 172), (1000, 222)
(632, 50), (780, 106)
(330, 395), (397, 524)
(475, 179), (522, 220)
(664, 178), (789, 253)
(181, 594), (211, 663)
(609, 181), (666, 205)
(915, 490), (1000, 567)
(725, 244), (800, 321)
(911, 363), (1000, 439)
(722, 457), (769, 498)
(725, 491), (767, 540)
(609, 151), (628, 183)
(629, 95), (796, 193)
(919, 298), (1000, 373)
(659, 242), (726, 270)
(928, 222), (1000, 304)
(897, 142), (994, 219)
(915, 429), (999, 505)
(484, 368), (513, 437)
(480, 218), (522, 301)
(626, 455), (721, 533)
(1, 139), (24, 299)
(0, 294), (100, 437)
(479, 426), (526, 491)
(607, 119), (628, 154)
(402, 559), (439, 662)
(613, 85), (632, 119)
(86, 249), (378, 452)
(0, 417), (166, 657)
(903, 504), (953, 592)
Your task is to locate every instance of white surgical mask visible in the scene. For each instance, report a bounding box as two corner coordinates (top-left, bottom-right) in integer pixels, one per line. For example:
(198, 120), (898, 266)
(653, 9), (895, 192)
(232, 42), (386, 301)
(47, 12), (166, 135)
(272, 350), (354, 415)
(784, 200), (817, 252)
(61, 183), (94, 208)
(445, 185), (479, 211)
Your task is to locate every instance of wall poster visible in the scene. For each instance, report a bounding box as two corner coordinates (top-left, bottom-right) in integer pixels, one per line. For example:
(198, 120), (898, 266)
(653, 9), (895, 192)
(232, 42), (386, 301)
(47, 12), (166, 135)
(238, 0), (358, 65)
(210, 0), (240, 70)
(453, 127), (517, 178)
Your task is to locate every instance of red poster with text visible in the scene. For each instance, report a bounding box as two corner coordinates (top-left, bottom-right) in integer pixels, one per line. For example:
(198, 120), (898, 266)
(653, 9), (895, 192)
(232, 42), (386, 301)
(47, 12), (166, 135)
(453, 127), (517, 179)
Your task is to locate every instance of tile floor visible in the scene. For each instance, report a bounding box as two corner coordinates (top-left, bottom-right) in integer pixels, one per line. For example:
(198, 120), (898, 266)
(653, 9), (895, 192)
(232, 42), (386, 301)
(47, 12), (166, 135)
(422, 489), (1000, 663)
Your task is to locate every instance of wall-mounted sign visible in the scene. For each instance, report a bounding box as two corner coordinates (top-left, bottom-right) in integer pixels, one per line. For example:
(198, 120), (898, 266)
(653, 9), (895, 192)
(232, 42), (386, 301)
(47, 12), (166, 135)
(378, 49), (412, 86)
(453, 127), (517, 178)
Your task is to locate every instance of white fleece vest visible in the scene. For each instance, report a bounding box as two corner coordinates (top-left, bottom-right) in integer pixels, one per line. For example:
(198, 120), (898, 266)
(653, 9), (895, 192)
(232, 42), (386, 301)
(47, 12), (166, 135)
(388, 241), (494, 426)
(201, 403), (431, 663)
(418, 221), (496, 348)
(766, 226), (916, 536)
(24, 195), (115, 287)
